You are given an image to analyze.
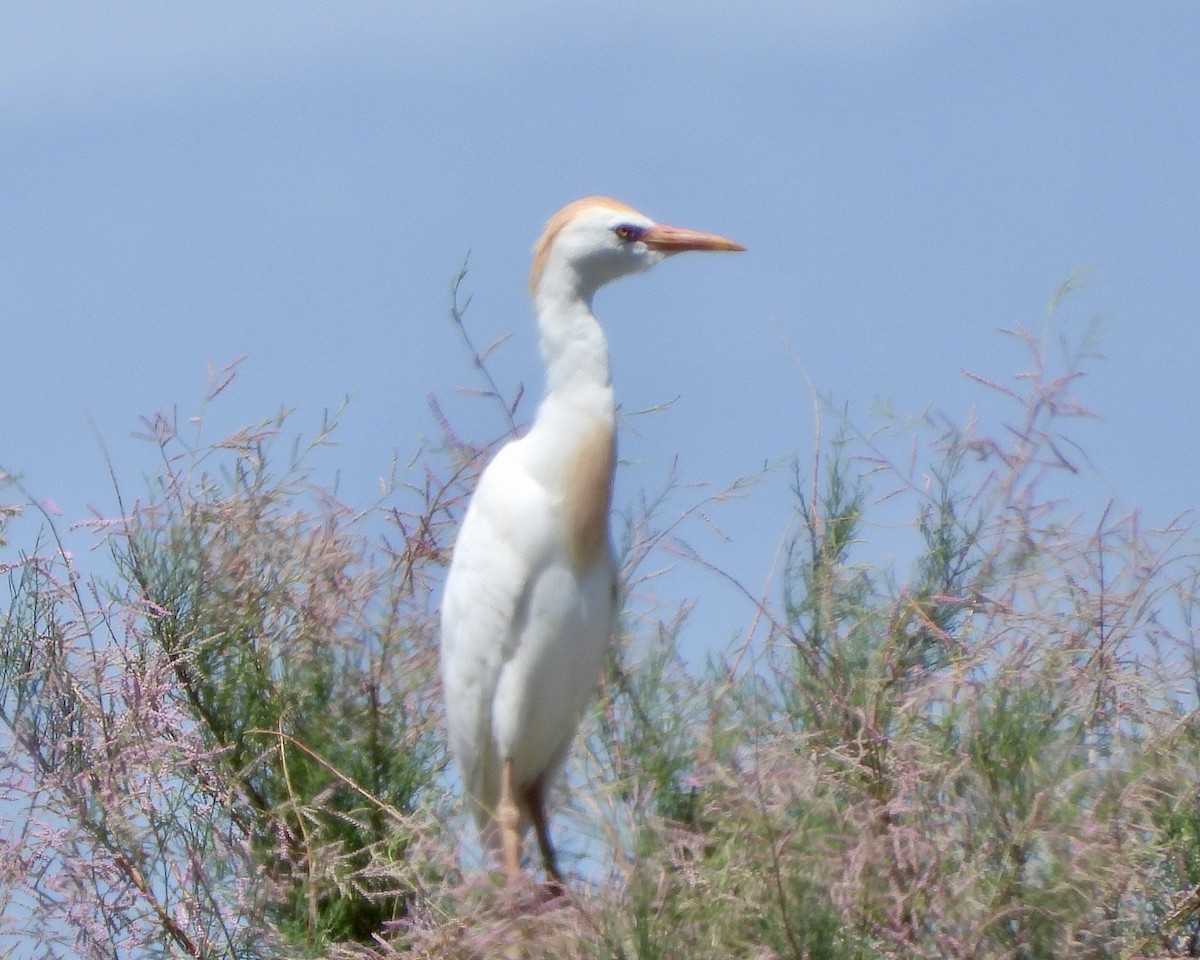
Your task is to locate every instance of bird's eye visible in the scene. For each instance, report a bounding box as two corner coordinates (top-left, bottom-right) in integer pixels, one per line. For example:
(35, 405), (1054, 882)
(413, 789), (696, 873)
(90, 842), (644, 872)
(614, 224), (641, 242)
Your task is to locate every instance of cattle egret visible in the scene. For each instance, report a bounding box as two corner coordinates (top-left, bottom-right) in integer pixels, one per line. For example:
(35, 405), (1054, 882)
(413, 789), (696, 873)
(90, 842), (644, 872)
(440, 197), (744, 891)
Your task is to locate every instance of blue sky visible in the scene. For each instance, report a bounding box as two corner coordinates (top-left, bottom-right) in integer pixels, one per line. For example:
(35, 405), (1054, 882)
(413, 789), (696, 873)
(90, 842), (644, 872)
(3, 3), (1198, 643)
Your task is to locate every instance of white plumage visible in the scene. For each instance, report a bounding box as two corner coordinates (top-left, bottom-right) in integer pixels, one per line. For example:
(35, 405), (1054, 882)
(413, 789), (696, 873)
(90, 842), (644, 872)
(440, 196), (744, 889)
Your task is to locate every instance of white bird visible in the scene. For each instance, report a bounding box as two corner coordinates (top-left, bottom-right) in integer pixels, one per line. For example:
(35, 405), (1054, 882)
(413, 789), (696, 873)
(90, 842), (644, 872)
(440, 196), (744, 890)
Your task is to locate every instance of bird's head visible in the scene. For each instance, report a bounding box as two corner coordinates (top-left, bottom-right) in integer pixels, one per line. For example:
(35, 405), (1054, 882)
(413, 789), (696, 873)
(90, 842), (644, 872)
(530, 197), (744, 301)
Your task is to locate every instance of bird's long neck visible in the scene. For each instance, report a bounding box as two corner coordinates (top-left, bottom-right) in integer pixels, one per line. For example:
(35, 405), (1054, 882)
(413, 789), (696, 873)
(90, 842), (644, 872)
(526, 283), (617, 572)
(532, 284), (614, 419)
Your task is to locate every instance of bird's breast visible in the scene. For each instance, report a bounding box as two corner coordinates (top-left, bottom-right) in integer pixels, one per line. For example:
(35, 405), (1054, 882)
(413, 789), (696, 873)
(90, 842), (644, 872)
(561, 421), (616, 574)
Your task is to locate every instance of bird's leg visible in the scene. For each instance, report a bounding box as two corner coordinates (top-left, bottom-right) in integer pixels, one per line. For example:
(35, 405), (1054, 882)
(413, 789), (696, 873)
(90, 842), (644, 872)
(522, 775), (565, 896)
(498, 757), (523, 887)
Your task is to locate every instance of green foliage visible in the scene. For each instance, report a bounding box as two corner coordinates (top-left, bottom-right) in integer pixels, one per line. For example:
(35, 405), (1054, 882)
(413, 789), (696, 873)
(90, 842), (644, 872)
(1, 396), (454, 958)
(109, 408), (446, 949)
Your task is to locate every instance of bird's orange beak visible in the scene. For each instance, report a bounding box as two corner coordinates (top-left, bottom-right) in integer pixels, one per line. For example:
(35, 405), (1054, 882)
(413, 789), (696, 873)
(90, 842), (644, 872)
(641, 223), (746, 254)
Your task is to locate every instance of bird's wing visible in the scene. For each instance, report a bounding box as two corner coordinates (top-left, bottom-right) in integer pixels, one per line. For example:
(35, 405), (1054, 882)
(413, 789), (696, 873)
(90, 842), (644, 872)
(440, 442), (558, 824)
